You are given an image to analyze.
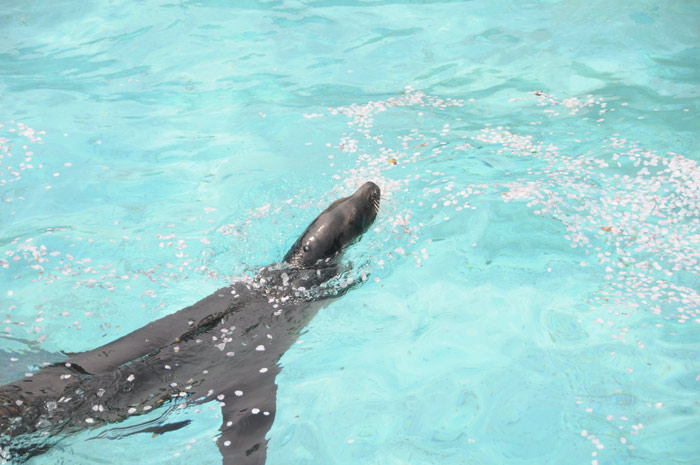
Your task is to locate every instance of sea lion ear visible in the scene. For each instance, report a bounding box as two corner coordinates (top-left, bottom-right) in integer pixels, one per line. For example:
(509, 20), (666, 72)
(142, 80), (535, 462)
(283, 209), (334, 267)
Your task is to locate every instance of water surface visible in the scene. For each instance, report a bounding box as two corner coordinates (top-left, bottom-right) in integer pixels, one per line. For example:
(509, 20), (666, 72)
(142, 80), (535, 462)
(1, 1), (699, 464)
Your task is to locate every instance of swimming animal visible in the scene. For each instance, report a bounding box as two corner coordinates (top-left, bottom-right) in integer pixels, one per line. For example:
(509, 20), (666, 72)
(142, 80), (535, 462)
(0, 181), (381, 464)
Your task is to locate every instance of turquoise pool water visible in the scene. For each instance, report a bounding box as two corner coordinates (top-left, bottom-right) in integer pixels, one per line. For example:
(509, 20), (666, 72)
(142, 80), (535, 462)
(2, 0), (699, 463)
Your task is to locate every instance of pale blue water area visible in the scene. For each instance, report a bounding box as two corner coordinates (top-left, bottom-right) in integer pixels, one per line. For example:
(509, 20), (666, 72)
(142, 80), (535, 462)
(1, 0), (699, 463)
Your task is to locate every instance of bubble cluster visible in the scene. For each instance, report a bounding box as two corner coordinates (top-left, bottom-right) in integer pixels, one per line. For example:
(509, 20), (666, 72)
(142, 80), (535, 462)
(0, 121), (47, 192)
(308, 87), (698, 463)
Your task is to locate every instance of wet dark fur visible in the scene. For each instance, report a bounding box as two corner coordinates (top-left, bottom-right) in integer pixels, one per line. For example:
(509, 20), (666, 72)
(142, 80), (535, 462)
(0, 182), (380, 464)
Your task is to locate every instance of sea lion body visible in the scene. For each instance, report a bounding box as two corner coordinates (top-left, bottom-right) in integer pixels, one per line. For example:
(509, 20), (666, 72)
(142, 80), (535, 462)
(0, 182), (381, 465)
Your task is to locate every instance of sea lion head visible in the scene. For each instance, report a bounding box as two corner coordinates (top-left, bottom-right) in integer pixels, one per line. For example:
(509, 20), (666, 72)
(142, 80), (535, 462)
(284, 181), (380, 269)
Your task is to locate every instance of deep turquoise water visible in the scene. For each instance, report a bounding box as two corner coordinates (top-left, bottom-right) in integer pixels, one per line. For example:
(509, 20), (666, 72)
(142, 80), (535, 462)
(1, 0), (699, 464)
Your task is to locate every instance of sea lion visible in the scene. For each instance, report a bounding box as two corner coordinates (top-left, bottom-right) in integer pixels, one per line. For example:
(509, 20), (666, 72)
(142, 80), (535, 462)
(0, 181), (381, 465)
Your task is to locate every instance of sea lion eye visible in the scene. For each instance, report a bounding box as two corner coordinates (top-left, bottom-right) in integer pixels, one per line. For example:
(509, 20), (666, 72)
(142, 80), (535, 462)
(303, 245), (310, 252)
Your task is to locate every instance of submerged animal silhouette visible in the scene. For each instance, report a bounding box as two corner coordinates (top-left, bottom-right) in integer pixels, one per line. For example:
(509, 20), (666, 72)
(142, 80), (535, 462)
(0, 181), (381, 464)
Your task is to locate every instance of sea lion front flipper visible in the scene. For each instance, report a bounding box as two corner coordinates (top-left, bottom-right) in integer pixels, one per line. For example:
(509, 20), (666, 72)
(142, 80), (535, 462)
(217, 364), (280, 465)
(65, 285), (243, 375)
